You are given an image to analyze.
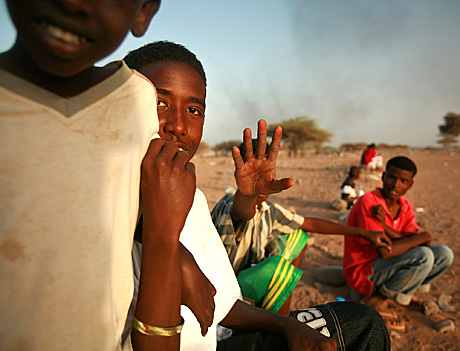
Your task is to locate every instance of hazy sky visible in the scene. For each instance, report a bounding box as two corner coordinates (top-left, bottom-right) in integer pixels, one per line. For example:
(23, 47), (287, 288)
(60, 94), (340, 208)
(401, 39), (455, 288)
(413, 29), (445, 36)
(1, 0), (459, 147)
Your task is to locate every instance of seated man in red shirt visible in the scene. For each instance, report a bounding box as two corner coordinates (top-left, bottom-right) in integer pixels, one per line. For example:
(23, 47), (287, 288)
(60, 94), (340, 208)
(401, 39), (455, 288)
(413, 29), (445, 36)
(344, 156), (453, 306)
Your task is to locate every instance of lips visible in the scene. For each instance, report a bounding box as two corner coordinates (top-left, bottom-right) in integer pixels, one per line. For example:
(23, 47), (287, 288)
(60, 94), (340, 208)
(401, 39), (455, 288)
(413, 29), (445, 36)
(41, 22), (88, 45)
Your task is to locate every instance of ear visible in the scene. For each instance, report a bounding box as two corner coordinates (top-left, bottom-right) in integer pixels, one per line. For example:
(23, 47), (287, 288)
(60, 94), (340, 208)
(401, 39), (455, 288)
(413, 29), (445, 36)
(131, 0), (161, 38)
(381, 172), (386, 182)
(408, 178), (414, 190)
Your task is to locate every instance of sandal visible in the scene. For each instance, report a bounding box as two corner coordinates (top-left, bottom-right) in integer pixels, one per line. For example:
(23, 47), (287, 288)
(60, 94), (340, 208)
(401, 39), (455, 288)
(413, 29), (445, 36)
(379, 312), (406, 332)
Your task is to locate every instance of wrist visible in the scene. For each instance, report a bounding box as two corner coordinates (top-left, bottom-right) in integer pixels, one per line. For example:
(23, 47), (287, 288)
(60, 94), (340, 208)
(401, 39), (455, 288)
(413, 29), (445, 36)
(236, 188), (258, 198)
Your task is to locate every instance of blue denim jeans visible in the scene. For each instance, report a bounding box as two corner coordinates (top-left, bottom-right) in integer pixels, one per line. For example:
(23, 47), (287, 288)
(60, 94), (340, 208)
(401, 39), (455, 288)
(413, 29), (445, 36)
(370, 244), (454, 305)
(217, 301), (391, 351)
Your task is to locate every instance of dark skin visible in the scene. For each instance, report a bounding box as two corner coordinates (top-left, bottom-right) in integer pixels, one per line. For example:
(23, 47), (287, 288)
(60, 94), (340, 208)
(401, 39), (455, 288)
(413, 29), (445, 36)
(0, 0), (160, 97)
(230, 122), (391, 293)
(136, 139), (195, 350)
(138, 60), (215, 338)
(221, 120), (337, 350)
(2, 1), (184, 349)
(141, 60), (337, 350)
(372, 166), (431, 259)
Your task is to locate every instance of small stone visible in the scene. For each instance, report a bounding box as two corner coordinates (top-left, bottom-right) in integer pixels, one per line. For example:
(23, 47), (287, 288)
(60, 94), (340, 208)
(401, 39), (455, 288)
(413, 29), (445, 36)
(313, 266), (347, 286)
(438, 294), (456, 312)
(433, 319), (455, 333)
(330, 252), (344, 260)
(423, 300), (439, 317)
(390, 330), (401, 339)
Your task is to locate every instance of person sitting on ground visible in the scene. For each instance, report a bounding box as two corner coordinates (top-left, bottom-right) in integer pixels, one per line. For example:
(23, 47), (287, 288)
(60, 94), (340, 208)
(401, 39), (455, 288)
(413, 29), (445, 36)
(340, 165), (361, 209)
(344, 156), (454, 306)
(360, 143), (383, 171)
(123, 41), (391, 351)
(211, 139), (391, 316)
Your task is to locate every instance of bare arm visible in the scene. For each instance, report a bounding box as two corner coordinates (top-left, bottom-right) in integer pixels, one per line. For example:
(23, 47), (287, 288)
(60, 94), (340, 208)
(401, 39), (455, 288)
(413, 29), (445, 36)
(371, 205), (403, 239)
(230, 119), (295, 223)
(377, 232), (431, 259)
(220, 300), (337, 351)
(132, 140), (196, 350)
(301, 217), (392, 252)
(180, 245), (216, 337)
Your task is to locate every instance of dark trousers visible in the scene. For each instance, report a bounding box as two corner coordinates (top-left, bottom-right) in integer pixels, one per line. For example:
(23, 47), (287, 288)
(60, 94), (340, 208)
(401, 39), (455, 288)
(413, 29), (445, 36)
(217, 301), (390, 351)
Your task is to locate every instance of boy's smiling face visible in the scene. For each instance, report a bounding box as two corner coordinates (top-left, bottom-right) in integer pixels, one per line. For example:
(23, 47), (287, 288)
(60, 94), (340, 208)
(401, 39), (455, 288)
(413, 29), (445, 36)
(140, 60), (206, 162)
(6, 0), (159, 77)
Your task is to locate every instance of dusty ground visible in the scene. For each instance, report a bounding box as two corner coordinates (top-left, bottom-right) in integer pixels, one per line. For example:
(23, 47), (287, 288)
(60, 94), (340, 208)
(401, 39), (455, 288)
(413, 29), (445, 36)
(194, 148), (460, 351)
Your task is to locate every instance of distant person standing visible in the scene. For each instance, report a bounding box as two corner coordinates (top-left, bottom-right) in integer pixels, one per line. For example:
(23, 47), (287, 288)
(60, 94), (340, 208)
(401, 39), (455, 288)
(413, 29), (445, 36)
(361, 144), (383, 171)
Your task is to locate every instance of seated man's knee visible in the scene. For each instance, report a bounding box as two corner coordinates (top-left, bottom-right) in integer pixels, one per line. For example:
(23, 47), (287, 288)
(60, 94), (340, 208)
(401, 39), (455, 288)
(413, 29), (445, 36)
(434, 245), (454, 266)
(411, 246), (435, 268)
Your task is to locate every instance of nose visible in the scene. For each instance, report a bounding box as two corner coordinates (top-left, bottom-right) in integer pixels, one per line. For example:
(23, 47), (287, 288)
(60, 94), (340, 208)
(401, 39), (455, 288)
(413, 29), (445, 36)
(58, 0), (93, 15)
(162, 107), (188, 137)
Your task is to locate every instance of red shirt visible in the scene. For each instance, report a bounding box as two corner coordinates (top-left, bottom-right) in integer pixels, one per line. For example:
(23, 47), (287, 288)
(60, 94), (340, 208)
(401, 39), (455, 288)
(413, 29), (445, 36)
(343, 188), (419, 296)
(362, 148), (378, 165)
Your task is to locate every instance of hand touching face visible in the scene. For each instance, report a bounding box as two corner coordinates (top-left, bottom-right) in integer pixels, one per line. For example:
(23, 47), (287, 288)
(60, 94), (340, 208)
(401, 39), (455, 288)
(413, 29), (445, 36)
(140, 60), (206, 162)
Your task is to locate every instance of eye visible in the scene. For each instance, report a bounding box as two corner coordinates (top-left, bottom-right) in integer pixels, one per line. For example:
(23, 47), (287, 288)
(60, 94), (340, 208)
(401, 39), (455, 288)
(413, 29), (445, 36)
(188, 107), (203, 117)
(157, 100), (167, 107)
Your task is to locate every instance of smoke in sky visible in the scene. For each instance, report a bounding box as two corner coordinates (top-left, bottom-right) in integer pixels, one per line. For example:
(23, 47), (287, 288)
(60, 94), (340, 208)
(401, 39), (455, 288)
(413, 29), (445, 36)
(204, 0), (460, 148)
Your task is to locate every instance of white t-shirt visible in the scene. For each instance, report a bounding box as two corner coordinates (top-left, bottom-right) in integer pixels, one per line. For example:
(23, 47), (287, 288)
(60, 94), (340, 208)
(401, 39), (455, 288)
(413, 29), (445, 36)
(0, 62), (158, 351)
(124, 189), (241, 351)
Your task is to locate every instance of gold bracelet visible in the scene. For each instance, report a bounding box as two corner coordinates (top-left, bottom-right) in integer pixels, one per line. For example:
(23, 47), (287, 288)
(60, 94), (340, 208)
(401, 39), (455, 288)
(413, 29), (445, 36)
(132, 315), (184, 337)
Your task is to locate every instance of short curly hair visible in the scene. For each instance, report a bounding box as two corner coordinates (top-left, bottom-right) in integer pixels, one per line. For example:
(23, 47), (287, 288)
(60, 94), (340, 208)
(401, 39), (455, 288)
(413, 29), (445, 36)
(386, 156), (417, 176)
(124, 40), (206, 87)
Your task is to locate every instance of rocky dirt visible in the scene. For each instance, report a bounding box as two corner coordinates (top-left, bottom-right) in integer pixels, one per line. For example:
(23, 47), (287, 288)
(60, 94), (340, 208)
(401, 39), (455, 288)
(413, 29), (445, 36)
(194, 148), (460, 351)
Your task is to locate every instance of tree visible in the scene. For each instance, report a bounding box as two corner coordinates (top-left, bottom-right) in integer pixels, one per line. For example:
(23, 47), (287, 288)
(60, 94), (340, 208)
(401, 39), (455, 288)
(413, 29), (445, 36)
(213, 140), (241, 155)
(438, 112), (460, 150)
(268, 116), (332, 156)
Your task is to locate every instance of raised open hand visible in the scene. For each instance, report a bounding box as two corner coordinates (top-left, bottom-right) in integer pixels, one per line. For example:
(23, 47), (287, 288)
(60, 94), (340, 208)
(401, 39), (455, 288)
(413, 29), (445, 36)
(232, 119), (295, 197)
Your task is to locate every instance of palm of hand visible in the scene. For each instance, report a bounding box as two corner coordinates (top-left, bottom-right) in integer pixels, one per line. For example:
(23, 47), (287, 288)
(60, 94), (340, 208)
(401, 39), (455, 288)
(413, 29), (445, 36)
(235, 158), (277, 196)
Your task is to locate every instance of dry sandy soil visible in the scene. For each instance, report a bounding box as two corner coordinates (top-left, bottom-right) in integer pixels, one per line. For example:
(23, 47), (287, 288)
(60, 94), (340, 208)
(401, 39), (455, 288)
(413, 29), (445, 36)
(194, 148), (460, 351)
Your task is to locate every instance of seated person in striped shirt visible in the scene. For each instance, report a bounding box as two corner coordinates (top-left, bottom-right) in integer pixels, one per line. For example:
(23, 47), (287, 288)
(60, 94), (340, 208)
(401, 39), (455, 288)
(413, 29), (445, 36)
(211, 136), (392, 316)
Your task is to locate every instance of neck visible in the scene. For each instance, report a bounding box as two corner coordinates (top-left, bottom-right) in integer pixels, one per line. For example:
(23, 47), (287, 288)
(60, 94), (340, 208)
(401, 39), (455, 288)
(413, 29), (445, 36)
(0, 43), (115, 97)
(380, 188), (399, 207)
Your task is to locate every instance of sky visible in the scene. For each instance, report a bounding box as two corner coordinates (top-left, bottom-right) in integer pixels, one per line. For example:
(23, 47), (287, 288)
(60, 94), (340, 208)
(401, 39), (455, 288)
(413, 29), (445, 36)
(1, 0), (459, 148)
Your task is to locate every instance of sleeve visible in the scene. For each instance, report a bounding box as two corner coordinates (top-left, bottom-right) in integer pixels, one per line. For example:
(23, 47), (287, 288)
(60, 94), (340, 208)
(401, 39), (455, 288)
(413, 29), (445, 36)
(211, 194), (249, 258)
(400, 199), (419, 234)
(348, 194), (385, 232)
(271, 202), (304, 234)
(345, 195), (382, 254)
(191, 191), (242, 324)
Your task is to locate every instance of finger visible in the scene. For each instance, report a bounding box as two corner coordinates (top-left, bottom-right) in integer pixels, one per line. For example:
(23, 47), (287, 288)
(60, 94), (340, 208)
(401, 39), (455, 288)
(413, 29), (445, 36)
(269, 178), (295, 193)
(267, 126), (282, 162)
(170, 148), (193, 169)
(232, 146), (245, 171)
(243, 128), (254, 162)
(256, 119), (267, 159)
(142, 138), (166, 163)
(376, 236), (392, 252)
(185, 161), (196, 176)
